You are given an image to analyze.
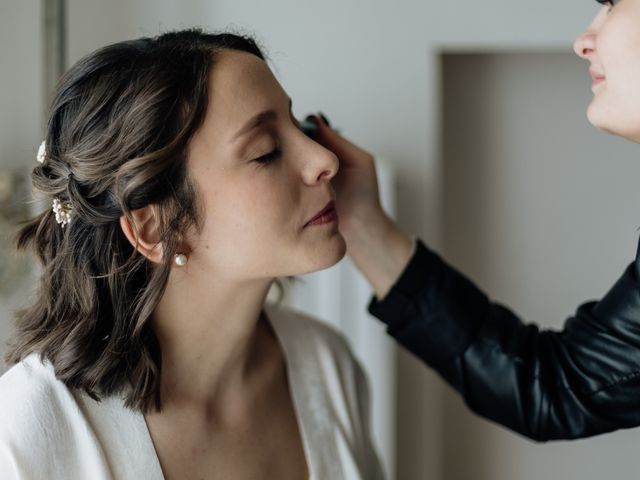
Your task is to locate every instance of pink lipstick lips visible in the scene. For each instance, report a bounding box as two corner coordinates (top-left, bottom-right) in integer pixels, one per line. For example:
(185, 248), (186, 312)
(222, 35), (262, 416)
(305, 200), (337, 227)
(590, 68), (605, 88)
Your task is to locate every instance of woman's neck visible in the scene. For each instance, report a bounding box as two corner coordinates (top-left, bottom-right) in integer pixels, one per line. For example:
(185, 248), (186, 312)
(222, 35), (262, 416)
(150, 271), (276, 413)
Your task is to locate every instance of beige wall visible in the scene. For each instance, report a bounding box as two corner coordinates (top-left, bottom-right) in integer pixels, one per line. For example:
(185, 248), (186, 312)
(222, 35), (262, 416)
(442, 52), (640, 480)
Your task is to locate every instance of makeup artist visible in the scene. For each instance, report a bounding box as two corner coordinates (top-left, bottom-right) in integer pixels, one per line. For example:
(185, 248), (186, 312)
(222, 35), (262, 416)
(310, 0), (640, 441)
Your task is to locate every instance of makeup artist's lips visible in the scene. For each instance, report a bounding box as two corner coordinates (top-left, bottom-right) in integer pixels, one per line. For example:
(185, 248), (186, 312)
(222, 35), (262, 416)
(590, 69), (606, 88)
(304, 200), (337, 227)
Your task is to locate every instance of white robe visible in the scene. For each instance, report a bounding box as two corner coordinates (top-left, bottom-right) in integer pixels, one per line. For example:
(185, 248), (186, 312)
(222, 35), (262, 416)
(0, 304), (384, 479)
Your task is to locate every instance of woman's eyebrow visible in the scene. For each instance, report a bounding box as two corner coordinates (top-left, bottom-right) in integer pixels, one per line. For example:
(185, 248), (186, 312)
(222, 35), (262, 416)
(231, 98), (293, 142)
(232, 110), (276, 142)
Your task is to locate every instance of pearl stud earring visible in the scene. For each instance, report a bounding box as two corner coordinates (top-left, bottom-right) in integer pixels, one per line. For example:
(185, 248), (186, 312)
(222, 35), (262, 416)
(174, 253), (187, 267)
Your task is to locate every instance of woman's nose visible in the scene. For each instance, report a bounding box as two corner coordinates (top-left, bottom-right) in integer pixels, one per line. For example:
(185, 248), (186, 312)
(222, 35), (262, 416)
(303, 144), (339, 186)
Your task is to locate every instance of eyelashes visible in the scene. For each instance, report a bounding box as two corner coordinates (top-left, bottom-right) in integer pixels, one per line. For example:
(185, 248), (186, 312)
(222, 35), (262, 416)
(252, 148), (281, 166)
(249, 114), (310, 167)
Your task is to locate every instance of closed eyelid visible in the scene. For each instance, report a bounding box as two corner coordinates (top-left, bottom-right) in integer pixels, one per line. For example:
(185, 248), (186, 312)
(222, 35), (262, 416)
(243, 131), (277, 154)
(234, 98), (298, 157)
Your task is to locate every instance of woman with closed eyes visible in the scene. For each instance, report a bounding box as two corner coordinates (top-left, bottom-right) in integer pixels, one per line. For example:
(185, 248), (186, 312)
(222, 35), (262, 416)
(0, 29), (383, 479)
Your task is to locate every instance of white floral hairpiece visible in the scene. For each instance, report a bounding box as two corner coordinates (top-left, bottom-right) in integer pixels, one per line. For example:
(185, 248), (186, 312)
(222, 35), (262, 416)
(36, 140), (46, 164)
(52, 198), (72, 227)
(38, 140), (74, 227)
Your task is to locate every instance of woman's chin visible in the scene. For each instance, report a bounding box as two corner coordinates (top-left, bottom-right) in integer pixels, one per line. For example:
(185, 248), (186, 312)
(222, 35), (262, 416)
(297, 235), (347, 276)
(317, 235), (347, 270)
(330, 235), (348, 265)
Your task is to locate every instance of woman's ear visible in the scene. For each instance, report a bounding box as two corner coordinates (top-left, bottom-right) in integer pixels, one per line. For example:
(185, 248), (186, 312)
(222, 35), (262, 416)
(119, 205), (164, 264)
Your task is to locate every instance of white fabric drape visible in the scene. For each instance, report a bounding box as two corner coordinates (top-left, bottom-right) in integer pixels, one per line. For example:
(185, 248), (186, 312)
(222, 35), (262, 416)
(282, 160), (397, 479)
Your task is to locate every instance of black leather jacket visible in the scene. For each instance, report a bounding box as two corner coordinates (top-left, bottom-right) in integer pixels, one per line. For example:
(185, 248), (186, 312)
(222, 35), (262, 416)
(369, 238), (640, 441)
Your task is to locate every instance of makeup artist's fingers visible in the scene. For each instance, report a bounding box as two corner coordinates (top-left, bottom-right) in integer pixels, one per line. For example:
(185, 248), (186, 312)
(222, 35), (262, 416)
(312, 114), (375, 170)
(309, 114), (387, 240)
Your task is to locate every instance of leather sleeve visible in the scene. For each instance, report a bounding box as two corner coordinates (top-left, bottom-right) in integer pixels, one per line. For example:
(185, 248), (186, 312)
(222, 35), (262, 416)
(369, 239), (640, 441)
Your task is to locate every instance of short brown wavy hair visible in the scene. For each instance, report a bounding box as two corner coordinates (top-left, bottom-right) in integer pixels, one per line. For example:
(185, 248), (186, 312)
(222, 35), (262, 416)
(5, 29), (265, 413)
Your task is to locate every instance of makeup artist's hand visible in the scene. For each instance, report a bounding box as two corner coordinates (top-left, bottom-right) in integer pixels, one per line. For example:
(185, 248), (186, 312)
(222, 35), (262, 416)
(310, 114), (383, 242)
(311, 114), (414, 299)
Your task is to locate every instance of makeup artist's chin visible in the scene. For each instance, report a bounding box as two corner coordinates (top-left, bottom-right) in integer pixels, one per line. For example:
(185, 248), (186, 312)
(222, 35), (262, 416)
(586, 95), (615, 136)
(586, 99), (637, 141)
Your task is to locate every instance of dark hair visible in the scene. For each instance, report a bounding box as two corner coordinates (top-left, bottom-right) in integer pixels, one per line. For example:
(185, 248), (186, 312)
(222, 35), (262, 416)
(5, 29), (265, 413)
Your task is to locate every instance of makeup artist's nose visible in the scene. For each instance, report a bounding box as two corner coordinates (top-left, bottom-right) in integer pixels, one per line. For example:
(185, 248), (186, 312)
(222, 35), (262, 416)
(574, 27), (597, 59)
(574, 8), (607, 61)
